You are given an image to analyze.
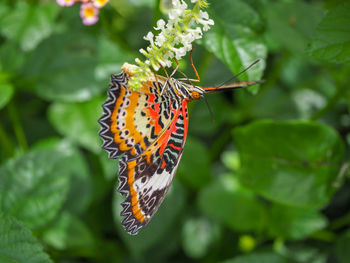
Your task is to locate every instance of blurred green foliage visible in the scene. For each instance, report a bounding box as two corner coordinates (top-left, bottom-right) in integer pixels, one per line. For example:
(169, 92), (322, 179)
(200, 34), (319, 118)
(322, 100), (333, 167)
(0, 0), (350, 262)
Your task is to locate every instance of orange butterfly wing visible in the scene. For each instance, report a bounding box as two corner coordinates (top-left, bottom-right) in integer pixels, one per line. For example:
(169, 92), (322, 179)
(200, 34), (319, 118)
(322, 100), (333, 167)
(99, 72), (189, 234)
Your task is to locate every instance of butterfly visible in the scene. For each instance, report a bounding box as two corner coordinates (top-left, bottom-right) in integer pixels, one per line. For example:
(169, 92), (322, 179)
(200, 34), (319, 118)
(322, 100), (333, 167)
(98, 60), (261, 235)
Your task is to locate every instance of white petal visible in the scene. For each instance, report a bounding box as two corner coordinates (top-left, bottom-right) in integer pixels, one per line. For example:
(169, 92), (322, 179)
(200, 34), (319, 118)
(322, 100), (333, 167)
(154, 19), (166, 30)
(139, 48), (148, 56)
(199, 10), (209, 20)
(144, 32), (154, 41)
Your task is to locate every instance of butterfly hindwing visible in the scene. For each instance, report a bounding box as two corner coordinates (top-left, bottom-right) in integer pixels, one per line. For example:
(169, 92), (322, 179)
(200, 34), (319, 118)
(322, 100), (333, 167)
(117, 101), (189, 234)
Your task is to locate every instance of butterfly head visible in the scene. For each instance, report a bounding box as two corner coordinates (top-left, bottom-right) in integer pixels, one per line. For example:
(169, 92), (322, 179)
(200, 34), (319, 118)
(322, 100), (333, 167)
(186, 85), (206, 101)
(191, 90), (201, 100)
(171, 79), (205, 101)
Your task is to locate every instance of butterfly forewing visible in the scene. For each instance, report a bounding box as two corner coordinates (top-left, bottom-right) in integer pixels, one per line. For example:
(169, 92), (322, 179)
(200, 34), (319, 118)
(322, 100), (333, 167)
(99, 72), (180, 160)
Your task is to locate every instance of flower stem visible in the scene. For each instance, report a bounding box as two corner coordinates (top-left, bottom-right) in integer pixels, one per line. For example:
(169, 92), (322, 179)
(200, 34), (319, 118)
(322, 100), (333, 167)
(153, 0), (162, 27)
(329, 211), (350, 231)
(310, 229), (337, 243)
(0, 124), (14, 158)
(7, 101), (28, 152)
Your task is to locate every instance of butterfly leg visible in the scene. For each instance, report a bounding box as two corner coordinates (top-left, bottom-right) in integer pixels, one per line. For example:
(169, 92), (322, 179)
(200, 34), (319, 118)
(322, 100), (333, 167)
(174, 48), (201, 83)
(170, 62), (179, 78)
(159, 64), (175, 96)
(189, 47), (200, 83)
(171, 58), (200, 86)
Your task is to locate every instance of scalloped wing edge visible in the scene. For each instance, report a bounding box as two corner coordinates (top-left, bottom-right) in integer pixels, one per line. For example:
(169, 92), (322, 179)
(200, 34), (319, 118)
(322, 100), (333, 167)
(99, 72), (146, 235)
(117, 155), (146, 235)
(98, 73), (128, 159)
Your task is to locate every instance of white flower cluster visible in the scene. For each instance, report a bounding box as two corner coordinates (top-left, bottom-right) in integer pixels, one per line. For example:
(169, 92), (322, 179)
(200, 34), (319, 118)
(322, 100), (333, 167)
(128, 0), (214, 90)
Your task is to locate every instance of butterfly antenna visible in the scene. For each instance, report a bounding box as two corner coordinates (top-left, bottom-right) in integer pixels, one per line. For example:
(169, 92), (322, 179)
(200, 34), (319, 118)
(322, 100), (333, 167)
(177, 68), (195, 86)
(217, 59), (260, 88)
(160, 64), (174, 96)
(170, 60), (179, 78)
(203, 95), (215, 123)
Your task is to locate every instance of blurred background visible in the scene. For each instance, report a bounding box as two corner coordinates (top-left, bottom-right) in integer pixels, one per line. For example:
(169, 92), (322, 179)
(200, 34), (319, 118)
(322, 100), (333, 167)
(0, 0), (350, 262)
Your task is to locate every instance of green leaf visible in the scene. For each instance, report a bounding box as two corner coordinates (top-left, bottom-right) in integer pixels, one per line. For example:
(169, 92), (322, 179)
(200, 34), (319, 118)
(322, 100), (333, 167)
(265, 1), (324, 53)
(113, 181), (186, 258)
(306, 2), (350, 64)
(0, 214), (53, 263)
(96, 38), (134, 82)
(48, 97), (104, 153)
(182, 217), (220, 259)
(210, 0), (263, 32)
(233, 120), (345, 208)
(33, 138), (92, 215)
(0, 149), (71, 229)
(202, 22), (266, 94)
(0, 83), (13, 110)
(223, 252), (288, 263)
(267, 204), (327, 240)
(336, 229), (350, 263)
(126, 0), (154, 8)
(178, 136), (211, 189)
(189, 94), (233, 136)
(221, 150), (240, 172)
(42, 212), (95, 251)
(286, 245), (326, 263)
(99, 154), (118, 181)
(22, 33), (102, 101)
(62, 153), (92, 215)
(0, 3), (9, 19)
(0, 2), (59, 51)
(0, 43), (25, 73)
(203, 0), (266, 92)
(197, 175), (265, 232)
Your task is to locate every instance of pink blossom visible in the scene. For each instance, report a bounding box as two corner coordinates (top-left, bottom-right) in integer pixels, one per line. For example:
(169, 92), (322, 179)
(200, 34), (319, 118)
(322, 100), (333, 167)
(93, 0), (109, 8)
(56, 0), (75, 7)
(80, 3), (99, 25)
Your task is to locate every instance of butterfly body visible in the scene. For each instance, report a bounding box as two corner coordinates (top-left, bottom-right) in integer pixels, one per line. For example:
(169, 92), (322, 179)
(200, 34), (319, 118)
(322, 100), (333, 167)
(99, 63), (260, 234)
